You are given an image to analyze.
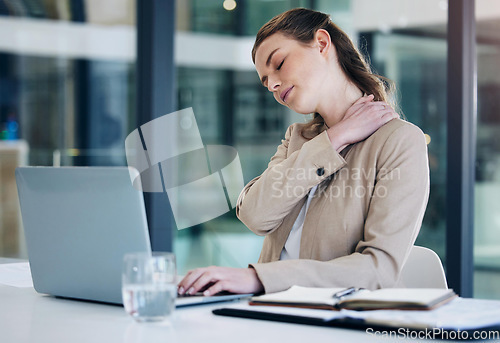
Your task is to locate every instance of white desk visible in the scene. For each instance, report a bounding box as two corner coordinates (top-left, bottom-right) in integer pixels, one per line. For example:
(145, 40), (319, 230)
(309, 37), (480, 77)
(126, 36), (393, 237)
(4, 260), (498, 343)
(0, 262), (375, 343)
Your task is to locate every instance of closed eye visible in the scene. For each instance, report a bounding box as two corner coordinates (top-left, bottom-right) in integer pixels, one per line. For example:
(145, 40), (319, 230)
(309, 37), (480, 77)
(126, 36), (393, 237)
(277, 60), (284, 70)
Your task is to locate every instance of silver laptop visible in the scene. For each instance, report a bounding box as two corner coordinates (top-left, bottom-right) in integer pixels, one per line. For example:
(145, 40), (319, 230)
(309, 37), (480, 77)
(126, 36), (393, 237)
(16, 167), (250, 307)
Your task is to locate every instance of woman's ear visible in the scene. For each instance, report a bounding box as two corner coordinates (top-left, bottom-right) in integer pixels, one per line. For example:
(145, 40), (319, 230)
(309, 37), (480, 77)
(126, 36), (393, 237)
(315, 29), (332, 55)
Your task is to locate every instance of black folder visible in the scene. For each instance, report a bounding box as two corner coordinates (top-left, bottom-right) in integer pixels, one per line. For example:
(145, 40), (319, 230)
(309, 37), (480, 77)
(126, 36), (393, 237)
(213, 298), (500, 340)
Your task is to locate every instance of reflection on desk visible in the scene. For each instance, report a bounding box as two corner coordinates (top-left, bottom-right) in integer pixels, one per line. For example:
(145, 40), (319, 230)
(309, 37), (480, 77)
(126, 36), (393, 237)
(0, 273), (374, 343)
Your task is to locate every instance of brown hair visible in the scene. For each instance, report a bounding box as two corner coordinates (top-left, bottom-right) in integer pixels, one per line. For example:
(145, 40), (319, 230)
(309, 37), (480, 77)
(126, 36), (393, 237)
(252, 8), (399, 137)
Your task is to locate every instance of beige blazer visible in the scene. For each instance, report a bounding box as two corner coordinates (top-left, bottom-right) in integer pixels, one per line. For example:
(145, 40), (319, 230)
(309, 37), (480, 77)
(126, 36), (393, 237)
(236, 118), (429, 294)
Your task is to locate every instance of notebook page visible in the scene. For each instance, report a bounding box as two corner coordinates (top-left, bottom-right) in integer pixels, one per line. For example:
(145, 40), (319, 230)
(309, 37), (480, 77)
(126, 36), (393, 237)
(0, 262), (33, 288)
(345, 288), (453, 306)
(251, 285), (346, 306)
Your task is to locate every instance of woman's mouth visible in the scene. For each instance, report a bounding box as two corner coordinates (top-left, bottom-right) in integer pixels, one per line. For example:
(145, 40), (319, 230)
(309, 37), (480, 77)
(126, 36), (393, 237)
(280, 86), (294, 103)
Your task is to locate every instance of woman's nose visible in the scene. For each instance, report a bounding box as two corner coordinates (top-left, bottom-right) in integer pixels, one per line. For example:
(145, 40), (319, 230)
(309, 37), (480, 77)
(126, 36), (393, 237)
(267, 76), (281, 92)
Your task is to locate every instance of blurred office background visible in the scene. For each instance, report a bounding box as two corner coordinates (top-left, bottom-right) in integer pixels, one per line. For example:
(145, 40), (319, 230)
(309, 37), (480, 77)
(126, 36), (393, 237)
(0, 0), (499, 299)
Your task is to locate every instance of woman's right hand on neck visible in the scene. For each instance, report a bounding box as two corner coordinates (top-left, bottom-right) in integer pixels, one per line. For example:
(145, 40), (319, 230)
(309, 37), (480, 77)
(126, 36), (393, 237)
(326, 94), (398, 152)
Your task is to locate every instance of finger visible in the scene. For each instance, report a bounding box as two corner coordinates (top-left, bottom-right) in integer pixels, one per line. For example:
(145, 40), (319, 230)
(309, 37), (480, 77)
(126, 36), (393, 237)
(379, 110), (398, 123)
(345, 97), (377, 118)
(378, 107), (398, 117)
(198, 281), (216, 292)
(353, 93), (374, 105)
(190, 271), (218, 295)
(177, 268), (206, 295)
(365, 104), (395, 118)
(177, 270), (192, 294)
(364, 101), (389, 110)
(368, 99), (388, 105)
(371, 104), (389, 112)
(358, 97), (390, 110)
(346, 104), (385, 121)
(389, 111), (399, 119)
(362, 100), (388, 110)
(203, 280), (228, 297)
(351, 94), (375, 110)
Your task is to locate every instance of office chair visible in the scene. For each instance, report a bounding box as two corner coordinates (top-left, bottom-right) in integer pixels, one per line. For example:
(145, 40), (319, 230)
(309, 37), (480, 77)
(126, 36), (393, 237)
(396, 246), (448, 289)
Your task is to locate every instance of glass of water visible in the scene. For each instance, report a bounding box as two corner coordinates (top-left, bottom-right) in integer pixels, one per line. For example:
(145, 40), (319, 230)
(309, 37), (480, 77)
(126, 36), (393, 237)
(122, 252), (177, 323)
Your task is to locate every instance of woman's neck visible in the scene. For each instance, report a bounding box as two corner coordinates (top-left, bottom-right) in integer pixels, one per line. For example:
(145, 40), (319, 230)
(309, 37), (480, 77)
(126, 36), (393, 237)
(318, 80), (363, 129)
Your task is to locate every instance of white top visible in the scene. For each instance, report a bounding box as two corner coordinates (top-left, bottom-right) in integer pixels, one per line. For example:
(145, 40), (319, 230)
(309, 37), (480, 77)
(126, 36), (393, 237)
(280, 185), (318, 260)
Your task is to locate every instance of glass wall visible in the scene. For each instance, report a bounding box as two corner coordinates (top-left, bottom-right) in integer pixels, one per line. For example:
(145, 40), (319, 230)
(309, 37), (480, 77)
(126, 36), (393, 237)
(474, 0), (500, 300)
(2, 1), (497, 300)
(179, 0), (312, 35)
(369, 33), (447, 258)
(0, 0), (136, 258)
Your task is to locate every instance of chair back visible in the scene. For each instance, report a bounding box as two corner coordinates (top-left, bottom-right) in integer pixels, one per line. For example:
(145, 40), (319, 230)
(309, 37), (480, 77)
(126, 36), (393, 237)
(396, 246), (448, 289)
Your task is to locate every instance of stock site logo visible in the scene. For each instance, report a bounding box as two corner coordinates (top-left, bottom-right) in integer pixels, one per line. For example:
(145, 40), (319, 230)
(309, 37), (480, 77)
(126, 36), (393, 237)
(125, 108), (244, 230)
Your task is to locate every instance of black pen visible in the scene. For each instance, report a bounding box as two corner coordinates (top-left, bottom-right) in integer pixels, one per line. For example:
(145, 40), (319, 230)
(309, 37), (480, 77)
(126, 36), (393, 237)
(332, 287), (358, 299)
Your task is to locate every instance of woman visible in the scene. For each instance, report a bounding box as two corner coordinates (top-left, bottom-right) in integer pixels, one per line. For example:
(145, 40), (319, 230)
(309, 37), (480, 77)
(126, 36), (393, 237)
(178, 8), (429, 296)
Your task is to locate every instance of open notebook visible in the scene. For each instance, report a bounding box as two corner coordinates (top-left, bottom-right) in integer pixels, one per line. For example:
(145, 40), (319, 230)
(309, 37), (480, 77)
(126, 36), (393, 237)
(249, 286), (457, 311)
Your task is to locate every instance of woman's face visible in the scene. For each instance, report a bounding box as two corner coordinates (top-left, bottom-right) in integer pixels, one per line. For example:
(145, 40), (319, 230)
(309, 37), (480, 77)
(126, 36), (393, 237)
(254, 32), (332, 114)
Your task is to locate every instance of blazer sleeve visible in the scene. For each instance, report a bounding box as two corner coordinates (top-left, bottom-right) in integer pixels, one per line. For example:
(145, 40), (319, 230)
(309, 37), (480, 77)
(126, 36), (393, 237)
(249, 123), (430, 293)
(235, 124), (347, 236)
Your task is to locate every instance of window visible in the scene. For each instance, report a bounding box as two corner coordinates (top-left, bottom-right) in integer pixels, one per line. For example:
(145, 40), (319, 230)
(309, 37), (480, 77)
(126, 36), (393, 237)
(0, 0), (136, 258)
